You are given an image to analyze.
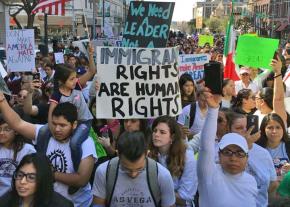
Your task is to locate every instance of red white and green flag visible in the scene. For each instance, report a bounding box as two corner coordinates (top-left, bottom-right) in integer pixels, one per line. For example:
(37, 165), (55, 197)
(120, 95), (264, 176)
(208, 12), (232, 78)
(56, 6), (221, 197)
(223, 0), (239, 81)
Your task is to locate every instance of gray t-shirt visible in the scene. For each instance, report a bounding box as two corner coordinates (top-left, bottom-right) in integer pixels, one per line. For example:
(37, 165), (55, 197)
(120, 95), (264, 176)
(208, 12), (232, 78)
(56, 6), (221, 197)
(93, 160), (175, 207)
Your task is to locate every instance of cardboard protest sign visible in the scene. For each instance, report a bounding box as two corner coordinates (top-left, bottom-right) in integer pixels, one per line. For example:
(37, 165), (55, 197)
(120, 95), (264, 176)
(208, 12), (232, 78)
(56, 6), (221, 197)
(178, 54), (210, 80)
(122, 1), (175, 48)
(235, 36), (279, 70)
(6, 29), (35, 72)
(96, 46), (182, 119)
(198, 35), (214, 47)
(54, 52), (65, 64)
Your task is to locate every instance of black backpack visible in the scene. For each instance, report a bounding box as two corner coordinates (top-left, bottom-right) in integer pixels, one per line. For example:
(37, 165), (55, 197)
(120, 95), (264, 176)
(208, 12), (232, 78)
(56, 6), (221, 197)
(105, 157), (161, 207)
(189, 102), (197, 128)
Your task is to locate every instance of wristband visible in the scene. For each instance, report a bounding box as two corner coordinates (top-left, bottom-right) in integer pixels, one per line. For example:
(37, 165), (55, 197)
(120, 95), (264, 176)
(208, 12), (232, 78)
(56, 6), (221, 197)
(274, 73), (282, 79)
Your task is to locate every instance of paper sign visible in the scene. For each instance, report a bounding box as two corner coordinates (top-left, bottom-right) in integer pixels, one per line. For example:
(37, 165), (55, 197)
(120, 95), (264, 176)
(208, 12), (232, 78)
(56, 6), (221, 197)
(96, 46), (182, 119)
(198, 35), (214, 47)
(6, 29), (35, 72)
(122, 1), (175, 48)
(0, 75), (11, 95)
(235, 36), (279, 69)
(54, 52), (64, 64)
(178, 54), (210, 80)
(0, 62), (7, 78)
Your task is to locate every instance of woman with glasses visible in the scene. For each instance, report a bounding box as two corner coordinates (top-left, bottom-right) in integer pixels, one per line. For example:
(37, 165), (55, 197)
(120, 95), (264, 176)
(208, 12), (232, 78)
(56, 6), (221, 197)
(198, 88), (257, 207)
(149, 116), (197, 207)
(231, 88), (256, 115)
(235, 67), (259, 94)
(0, 115), (35, 197)
(0, 153), (73, 207)
(227, 111), (278, 207)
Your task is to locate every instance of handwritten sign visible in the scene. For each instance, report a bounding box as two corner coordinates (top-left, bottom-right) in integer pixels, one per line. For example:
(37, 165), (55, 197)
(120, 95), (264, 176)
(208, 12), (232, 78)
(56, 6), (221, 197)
(54, 52), (64, 64)
(235, 36), (279, 70)
(6, 29), (35, 72)
(178, 54), (210, 80)
(96, 46), (182, 119)
(198, 35), (214, 47)
(122, 1), (175, 48)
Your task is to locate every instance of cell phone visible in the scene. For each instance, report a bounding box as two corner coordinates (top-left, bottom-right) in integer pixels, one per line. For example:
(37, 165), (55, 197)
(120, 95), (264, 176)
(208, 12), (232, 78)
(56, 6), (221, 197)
(247, 115), (259, 135)
(184, 115), (190, 128)
(204, 61), (223, 95)
(273, 51), (279, 60)
(33, 72), (40, 81)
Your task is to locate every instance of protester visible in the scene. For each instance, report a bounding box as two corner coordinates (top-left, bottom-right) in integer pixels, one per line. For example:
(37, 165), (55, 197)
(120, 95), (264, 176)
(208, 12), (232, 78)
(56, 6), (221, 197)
(179, 73), (196, 108)
(149, 116), (197, 206)
(197, 88), (257, 207)
(0, 153), (73, 207)
(221, 78), (236, 108)
(0, 115), (35, 196)
(92, 131), (176, 207)
(235, 67), (259, 94)
(227, 111), (278, 207)
(231, 88), (256, 115)
(0, 98), (97, 206)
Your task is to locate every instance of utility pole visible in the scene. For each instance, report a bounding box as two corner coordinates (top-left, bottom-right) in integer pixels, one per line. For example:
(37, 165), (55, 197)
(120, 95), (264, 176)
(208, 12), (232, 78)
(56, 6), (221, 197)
(93, 0), (97, 39)
(72, 0), (75, 38)
(102, 0), (105, 36)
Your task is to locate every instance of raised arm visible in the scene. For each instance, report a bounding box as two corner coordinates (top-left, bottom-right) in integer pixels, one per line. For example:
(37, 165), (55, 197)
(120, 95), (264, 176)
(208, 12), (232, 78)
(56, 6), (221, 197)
(271, 56), (287, 124)
(79, 42), (97, 87)
(0, 93), (36, 139)
(197, 89), (221, 179)
(22, 81), (41, 116)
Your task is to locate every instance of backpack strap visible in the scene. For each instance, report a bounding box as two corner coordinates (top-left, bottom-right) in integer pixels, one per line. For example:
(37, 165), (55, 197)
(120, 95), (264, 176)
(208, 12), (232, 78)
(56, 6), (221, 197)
(35, 124), (51, 154)
(106, 157), (119, 207)
(147, 158), (161, 207)
(189, 102), (197, 128)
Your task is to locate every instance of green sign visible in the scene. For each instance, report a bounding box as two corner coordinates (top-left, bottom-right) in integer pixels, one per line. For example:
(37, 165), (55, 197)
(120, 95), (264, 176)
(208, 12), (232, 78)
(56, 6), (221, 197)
(198, 35), (214, 47)
(235, 36), (279, 70)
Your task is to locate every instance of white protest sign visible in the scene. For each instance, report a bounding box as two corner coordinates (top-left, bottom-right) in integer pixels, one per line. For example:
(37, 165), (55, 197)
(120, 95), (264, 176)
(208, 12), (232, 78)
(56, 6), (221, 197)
(54, 52), (65, 64)
(96, 46), (182, 119)
(178, 54), (210, 80)
(6, 29), (35, 72)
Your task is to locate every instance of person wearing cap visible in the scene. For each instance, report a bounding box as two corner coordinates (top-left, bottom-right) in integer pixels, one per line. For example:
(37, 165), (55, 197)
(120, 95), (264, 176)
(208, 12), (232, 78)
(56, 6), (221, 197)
(197, 88), (257, 207)
(235, 67), (259, 94)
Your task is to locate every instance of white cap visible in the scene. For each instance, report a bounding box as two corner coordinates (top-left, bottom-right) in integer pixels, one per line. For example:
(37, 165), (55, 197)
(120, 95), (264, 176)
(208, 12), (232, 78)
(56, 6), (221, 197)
(218, 133), (248, 153)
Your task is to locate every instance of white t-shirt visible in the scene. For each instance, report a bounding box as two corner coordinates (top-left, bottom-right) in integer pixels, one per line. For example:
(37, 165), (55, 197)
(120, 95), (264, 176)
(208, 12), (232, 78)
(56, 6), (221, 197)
(0, 143), (36, 196)
(178, 102), (208, 136)
(93, 160), (175, 207)
(253, 110), (267, 127)
(247, 144), (277, 207)
(34, 125), (97, 207)
(235, 80), (259, 94)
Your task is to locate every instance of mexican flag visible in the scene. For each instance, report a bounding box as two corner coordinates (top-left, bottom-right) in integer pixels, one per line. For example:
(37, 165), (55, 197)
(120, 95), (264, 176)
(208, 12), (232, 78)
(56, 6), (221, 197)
(223, 1), (239, 81)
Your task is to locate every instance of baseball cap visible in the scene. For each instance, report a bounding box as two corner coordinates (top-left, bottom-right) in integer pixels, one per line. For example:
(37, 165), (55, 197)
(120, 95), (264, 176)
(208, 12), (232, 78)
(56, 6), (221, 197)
(76, 66), (86, 75)
(239, 67), (250, 75)
(218, 133), (249, 153)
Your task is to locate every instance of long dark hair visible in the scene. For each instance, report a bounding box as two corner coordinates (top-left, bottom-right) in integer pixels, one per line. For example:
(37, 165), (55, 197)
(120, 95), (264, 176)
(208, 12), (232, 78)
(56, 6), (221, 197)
(149, 116), (186, 178)
(10, 153), (54, 207)
(0, 115), (25, 161)
(258, 87), (273, 110)
(257, 113), (290, 148)
(54, 64), (76, 91)
(179, 73), (196, 104)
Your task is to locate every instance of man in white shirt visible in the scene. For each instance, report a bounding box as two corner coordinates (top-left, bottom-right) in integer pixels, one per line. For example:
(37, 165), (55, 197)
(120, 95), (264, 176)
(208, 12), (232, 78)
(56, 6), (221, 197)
(0, 97), (96, 207)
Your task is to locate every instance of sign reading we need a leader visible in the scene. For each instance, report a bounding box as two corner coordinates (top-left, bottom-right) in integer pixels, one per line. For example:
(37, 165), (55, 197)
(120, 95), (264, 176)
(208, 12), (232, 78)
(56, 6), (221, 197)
(6, 29), (35, 72)
(96, 46), (182, 119)
(122, 1), (175, 48)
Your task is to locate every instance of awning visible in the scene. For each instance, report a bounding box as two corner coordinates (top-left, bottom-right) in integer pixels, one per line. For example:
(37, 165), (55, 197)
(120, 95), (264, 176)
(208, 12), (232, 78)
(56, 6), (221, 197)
(276, 23), (288, 31)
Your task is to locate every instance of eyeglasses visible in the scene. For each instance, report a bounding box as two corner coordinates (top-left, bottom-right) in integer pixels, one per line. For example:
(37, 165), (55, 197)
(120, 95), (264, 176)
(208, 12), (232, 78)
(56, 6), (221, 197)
(219, 149), (248, 158)
(119, 161), (146, 175)
(0, 127), (12, 132)
(249, 95), (256, 100)
(14, 171), (37, 183)
(241, 73), (249, 76)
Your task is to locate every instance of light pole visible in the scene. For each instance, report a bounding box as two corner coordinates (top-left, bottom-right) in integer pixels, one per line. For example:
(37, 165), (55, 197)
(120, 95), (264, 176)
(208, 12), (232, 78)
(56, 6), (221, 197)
(72, 0), (75, 37)
(93, 0), (97, 39)
(102, 0), (105, 36)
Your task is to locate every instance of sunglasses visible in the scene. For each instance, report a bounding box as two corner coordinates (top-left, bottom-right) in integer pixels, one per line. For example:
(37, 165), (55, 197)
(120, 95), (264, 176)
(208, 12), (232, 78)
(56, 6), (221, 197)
(219, 149), (248, 158)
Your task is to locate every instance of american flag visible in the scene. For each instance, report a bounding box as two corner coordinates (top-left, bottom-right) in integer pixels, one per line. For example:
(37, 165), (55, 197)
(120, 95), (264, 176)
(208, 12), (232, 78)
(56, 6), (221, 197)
(32, 0), (71, 16)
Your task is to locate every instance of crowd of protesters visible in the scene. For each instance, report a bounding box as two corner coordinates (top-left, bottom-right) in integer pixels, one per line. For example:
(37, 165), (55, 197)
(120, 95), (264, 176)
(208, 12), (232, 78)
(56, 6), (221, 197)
(0, 31), (289, 207)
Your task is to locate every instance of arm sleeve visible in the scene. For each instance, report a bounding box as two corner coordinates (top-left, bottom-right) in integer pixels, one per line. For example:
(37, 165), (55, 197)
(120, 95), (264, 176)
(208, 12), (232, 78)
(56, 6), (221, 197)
(176, 149), (198, 201)
(157, 164), (176, 207)
(49, 90), (61, 104)
(188, 133), (201, 154)
(92, 162), (108, 199)
(197, 107), (219, 181)
(81, 137), (98, 161)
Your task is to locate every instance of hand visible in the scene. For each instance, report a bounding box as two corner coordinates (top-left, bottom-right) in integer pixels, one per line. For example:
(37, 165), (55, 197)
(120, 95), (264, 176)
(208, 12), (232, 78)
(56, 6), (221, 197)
(180, 125), (191, 138)
(203, 87), (222, 108)
(95, 79), (100, 91)
(270, 55), (282, 74)
(98, 137), (111, 148)
(282, 163), (290, 174)
(245, 126), (261, 146)
(88, 42), (94, 56)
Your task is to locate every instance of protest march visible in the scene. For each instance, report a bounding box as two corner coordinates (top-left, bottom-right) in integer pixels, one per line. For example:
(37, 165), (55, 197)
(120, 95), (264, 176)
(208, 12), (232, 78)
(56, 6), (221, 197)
(0, 0), (290, 207)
